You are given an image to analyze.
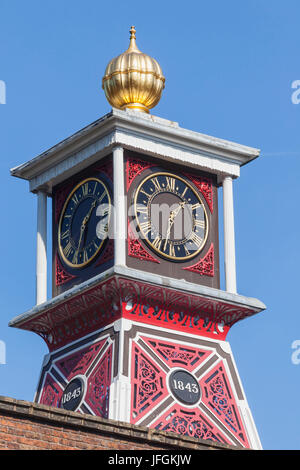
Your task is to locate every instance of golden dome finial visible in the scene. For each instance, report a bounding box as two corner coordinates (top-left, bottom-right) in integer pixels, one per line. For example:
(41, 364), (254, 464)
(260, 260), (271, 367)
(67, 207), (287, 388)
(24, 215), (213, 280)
(102, 26), (165, 113)
(127, 26), (140, 53)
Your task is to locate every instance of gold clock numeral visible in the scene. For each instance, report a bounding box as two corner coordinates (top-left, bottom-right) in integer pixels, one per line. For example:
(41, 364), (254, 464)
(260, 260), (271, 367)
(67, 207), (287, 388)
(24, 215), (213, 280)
(191, 202), (201, 211)
(60, 230), (70, 241)
(140, 220), (152, 236)
(152, 235), (162, 251)
(181, 186), (188, 198)
(151, 177), (161, 191)
(194, 219), (205, 229)
(136, 204), (148, 215)
(165, 176), (176, 192)
(72, 249), (79, 265)
(168, 242), (175, 258)
(83, 249), (88, 264)
(189, 232), (203, 247)
(93, 182), (98, 195)
(140, 187), (152, 198)
(184, 245), (191, 256)
(98, 191), (106, 204)
(63, 241), (73, 258)
(82, 183), (89, 197)
(72, 193), (79, 205)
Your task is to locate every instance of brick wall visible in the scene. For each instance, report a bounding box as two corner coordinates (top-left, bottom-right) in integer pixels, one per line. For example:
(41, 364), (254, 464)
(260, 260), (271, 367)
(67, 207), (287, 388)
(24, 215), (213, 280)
(0, 396), (235, 451)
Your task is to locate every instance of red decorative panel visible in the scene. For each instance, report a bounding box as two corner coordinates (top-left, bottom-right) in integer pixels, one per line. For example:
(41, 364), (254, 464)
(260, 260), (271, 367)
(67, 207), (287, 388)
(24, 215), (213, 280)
(128, 223), (160, 264)
(183, 243), (214, 277)
(55, 255), (77, 286)
(120, 279), (229, 341)
(55, 338), (107, 381)
(131, 343), (168, 424)
(140, 337), (213, 372)
(16, 276), (259, 351)
(129, 335), (250, 447)
(126, 157), (155, 190)
(85, 344), (113, 418)
(184, 173), (213, 213)
(152, 405), (231, 444)
(39, 373), (63, 408)
(200, 362), (250, 447)
(94, 239), (114, 267)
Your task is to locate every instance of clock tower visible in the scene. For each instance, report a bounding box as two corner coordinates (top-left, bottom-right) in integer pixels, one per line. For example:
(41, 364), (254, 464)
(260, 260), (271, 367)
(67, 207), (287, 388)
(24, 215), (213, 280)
(9, 27), (265, 449)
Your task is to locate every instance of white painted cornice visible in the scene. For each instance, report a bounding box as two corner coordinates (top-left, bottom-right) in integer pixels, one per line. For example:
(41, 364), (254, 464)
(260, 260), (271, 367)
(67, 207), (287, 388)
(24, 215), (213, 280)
(10, 108), (260, 194)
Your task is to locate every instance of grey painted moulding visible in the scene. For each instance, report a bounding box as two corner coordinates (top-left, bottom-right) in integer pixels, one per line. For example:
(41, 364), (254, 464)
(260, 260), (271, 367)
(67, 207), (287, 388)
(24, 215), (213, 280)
(10, 108), (260, 194)
(9, 265), (266, 329)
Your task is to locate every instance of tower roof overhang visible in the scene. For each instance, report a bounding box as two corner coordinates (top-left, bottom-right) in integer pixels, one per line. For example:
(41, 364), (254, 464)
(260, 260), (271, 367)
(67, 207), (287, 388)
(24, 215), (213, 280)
(10, 108), (260, 195)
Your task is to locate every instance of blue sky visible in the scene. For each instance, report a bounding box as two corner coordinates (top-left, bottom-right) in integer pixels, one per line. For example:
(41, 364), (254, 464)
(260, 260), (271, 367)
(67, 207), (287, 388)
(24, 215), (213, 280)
(0, 0), (300, 450)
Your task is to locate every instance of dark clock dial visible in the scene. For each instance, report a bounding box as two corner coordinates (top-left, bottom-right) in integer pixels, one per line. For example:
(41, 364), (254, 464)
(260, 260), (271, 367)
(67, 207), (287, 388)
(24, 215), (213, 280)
(58, 177), (111, 268)
(134, 172), (208, 261)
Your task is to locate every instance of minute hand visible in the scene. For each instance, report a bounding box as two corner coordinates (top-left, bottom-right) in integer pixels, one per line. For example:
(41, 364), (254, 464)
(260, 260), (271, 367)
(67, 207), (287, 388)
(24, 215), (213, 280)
(164, 202), (185, 250)
(77, 200), (97, 250)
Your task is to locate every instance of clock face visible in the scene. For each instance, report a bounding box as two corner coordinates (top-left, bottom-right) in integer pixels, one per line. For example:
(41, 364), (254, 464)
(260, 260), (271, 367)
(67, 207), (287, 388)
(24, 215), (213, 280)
(134, 172), (209, 261)
(58, 177), (111, 268)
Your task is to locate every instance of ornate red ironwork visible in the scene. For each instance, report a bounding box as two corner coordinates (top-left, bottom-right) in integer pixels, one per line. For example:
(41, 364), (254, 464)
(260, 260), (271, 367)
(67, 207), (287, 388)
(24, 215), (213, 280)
(184, 173), (213, 213)
(183, 243), (214, 277)
(39, 373), (62, 408)
(200, 362), (250, 447)
(85, 344), (113, 418)
(126, 157), (155, 190)
(127, 223), (160, 264)
(55, 255), (77, 286)
(140, 336), (213, 372)
(129, 335), (249, 447)
(152, 404), (231, 444)
(55, 338), (107, 381)
(131, 343), (168, 423)
(15, 275), (258, 351)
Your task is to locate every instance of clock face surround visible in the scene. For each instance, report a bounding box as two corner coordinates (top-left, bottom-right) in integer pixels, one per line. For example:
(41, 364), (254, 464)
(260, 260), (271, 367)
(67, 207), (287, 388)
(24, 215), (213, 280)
(134, 172), (209, 262)
(58, 177), (111, 269)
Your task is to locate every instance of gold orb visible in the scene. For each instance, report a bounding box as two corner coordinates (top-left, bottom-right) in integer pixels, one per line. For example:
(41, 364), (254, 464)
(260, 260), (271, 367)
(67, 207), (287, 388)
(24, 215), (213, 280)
(102, 26), (165, 113)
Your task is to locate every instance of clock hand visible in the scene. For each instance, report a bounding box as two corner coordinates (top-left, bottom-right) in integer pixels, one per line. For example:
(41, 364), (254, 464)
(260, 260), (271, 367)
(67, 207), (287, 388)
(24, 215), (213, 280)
(163, 202), (185, 250)
(77, 200), (97, 250)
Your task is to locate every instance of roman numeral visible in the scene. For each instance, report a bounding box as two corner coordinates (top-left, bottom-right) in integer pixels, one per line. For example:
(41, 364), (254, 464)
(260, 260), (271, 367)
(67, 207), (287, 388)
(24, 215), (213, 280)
(194, 219), (205, 229)
(83, 249), (88, 263)
(60, 230), (70, 241)
(168, 242), (175, 257)
(82, 183), (89, 197)
(151, 177), (161, 192)
(184, 245), (191, 256)
(181, 186), (188, 198)
(191, 203), (201, 211)
(165, 177), (176, 192)
(139, 220), (152, 236)
(63, 241), (73, 258)
(136, 204), (148, 215)
(189, 232), (203, 247)
(152, 235), (162, 251)
(72, 249), (79, 265)
(140, 188), (152, 198)
(72, 193), (79, 205)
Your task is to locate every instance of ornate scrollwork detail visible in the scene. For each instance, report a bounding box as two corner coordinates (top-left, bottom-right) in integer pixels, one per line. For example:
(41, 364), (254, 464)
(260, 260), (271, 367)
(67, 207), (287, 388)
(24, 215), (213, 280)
(183, 243), (214, 277)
